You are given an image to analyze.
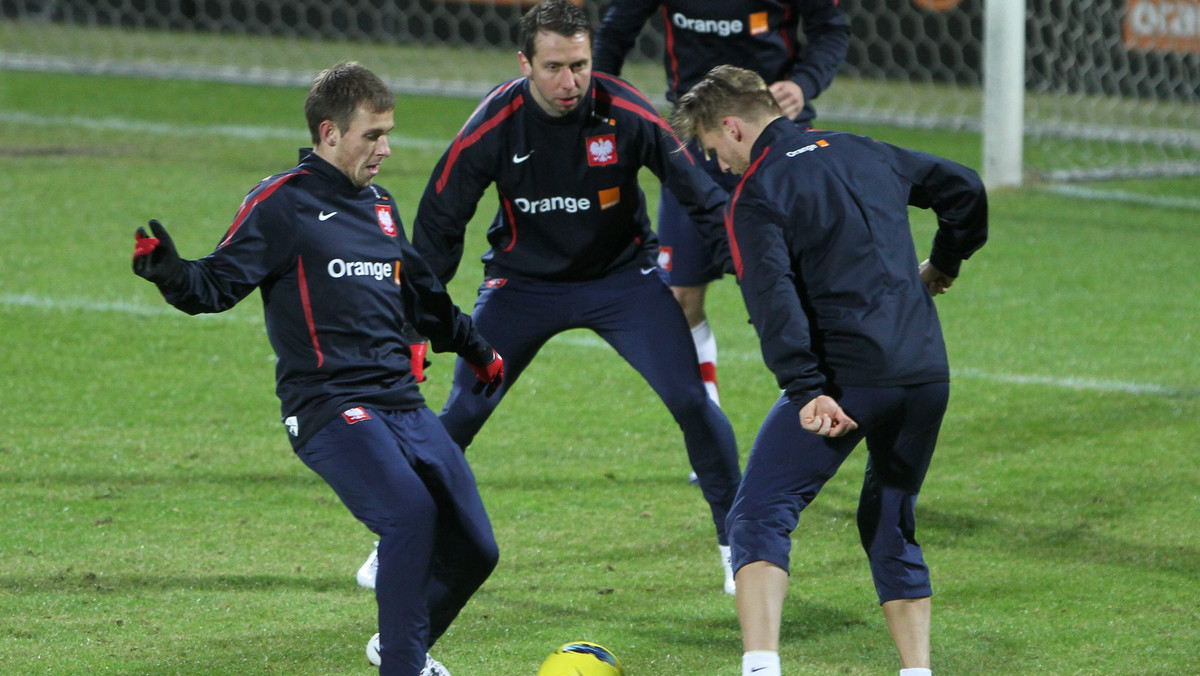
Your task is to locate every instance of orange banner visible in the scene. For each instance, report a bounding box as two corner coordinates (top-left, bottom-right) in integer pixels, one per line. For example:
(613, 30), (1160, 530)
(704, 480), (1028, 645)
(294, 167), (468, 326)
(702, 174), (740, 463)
(911, 0), (963, 10)
(460, 0), (581, 5)
(1125, 0), (1200, 52)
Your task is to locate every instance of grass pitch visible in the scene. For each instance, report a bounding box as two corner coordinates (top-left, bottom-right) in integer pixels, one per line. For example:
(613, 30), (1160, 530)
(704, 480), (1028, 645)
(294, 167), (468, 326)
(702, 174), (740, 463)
(1, 70), (1198, 675)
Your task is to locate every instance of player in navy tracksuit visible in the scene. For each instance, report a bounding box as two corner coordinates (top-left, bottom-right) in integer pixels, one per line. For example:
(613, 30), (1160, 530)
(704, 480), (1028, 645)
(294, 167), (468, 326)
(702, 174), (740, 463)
(670, 66), (987, 676)
(412, 0), (743, 593)
(131, 63), (503, 676)
(594, 0), (849, 408)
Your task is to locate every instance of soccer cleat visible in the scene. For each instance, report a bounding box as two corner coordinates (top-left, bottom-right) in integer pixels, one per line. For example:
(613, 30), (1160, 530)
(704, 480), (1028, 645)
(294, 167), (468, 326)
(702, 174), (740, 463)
(366, 633), (451, 675)
(366, 633), (381, 666)
(357, 541), (379, 589)
(421, 653), (452, 676)
(720, 544), (736, 595)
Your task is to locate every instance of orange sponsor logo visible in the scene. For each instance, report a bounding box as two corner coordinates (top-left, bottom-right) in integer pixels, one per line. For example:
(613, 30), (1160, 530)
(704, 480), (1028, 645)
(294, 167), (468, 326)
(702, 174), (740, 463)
(1125, 0), (1200, 53)
(598, 187), (621, 210)
(749, 11), (769, 35)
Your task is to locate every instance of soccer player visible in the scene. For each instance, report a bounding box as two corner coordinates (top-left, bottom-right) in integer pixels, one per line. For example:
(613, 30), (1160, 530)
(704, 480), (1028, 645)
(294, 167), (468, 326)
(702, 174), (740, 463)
(593, 0), (849, 414)
(670, 66), (988, 676)
(413, 0), (742, 594)
(131, 62), (504, 676)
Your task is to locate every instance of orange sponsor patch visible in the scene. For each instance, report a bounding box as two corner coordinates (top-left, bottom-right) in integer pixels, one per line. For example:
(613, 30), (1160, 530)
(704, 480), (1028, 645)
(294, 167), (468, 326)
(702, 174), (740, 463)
(749, 11), (769, 35)
(598, 187), (621, 210)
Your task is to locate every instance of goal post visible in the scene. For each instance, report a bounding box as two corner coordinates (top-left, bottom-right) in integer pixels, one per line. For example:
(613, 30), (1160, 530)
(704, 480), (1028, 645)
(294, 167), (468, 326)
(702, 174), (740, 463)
(1, 0), (1196, 185)
(983, 0), (1025, 189)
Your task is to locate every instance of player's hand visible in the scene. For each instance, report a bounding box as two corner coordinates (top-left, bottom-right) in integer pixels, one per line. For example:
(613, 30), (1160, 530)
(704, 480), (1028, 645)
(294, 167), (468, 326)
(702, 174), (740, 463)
(408, 341), (430, 382)
(919, 259), (956, 296)
(470, 349), (504, 397)
(799, 395), (858, 437)
(132, 219), (184, 286)
(768, 80), (807, 121)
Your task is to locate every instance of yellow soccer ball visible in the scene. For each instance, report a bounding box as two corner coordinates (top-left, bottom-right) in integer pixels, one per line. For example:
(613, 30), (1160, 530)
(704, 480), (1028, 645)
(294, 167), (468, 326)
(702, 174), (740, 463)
(537, 641), (625, 676)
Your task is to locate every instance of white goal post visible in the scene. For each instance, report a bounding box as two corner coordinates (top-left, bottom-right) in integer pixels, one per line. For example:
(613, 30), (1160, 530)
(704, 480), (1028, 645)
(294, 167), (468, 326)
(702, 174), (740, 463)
(984, 0), (1024, 188)
(1, 0), (1197, 185)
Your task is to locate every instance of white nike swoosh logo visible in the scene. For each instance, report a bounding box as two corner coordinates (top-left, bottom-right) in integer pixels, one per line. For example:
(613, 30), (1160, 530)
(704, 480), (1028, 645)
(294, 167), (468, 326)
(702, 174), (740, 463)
(318, 211), (337, 221)
(512, 151), (533, 164)
(641, 267), (657, 275)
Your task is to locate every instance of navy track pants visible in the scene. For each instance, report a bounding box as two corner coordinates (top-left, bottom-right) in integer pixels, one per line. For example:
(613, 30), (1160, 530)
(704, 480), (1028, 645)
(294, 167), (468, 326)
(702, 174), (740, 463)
(439, 267), (741, 544)
(727, 383), (949, 603)
(297, 407), (498, 675)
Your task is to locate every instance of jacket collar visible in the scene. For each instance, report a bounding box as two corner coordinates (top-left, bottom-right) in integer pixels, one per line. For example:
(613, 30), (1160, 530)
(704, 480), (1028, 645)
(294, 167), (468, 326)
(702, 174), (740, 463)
(750, 117), (796, 164)
(521, 76), (595, 126)
(297, 148), (366, 195)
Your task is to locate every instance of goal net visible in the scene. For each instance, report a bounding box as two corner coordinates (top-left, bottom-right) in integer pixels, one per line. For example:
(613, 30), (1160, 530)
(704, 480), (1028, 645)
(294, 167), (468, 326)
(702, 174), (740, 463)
(2, 0), (1197, 184)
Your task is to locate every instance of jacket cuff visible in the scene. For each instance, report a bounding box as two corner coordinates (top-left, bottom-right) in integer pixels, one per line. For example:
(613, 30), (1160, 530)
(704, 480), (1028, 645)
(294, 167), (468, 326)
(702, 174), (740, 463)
(458, 337), (495, 368)
(783, 382), (823, 410)
(929, 248), (962, 279)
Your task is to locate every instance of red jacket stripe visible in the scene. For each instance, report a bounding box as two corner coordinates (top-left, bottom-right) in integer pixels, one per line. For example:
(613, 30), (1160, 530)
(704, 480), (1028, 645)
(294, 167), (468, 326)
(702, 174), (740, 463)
(661, 6), (681, 96)
(436, 87), (525, 194)
(592, 72), (661, 115)
(727, 146), (771, 280)
(456, 78), (522, 138)
(780, 6), (795, 54)
(500, 195), (518, 252)
(593, 76), (696, 165)
(296, 254), (324, 368)
(220, 170), (307, 248)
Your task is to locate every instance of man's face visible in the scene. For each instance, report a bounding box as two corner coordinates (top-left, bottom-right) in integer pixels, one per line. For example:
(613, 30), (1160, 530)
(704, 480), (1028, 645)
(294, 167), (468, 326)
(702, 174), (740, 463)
(321, 105), (394, 189)
(519, 30), (592, 117)
(699, 123), (752, 175)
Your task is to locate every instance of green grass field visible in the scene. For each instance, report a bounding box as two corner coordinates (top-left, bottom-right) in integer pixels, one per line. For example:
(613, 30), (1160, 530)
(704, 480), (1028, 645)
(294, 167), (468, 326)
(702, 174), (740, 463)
(1, 70), (1198, 675)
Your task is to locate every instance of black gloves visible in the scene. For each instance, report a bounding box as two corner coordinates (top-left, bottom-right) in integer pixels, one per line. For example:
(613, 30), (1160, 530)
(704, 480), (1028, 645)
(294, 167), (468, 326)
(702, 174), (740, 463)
(132, 219), (185, 287)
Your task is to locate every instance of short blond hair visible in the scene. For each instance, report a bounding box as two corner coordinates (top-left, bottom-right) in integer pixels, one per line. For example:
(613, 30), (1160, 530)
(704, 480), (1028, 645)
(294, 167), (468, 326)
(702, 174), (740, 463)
(671, 65), (782, 145)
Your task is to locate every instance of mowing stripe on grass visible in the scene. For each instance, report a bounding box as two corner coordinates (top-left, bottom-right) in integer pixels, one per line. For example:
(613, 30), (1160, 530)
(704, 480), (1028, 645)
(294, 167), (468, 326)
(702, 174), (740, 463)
(7, 295), (1191, 398)
(0, 110), (452, 151)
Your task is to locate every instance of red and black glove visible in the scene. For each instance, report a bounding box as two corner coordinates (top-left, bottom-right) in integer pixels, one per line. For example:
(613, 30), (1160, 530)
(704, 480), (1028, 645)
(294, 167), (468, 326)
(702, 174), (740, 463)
(409, 341), (430, 382)
(132, 219), (184, 286)
(470, 349), (504, 397)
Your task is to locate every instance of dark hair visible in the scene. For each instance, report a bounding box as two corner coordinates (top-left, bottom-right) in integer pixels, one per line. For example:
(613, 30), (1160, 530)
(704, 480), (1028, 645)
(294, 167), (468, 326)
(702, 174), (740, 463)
(518, 0), (592, 59)
(304, 61), (394, 144)
(671, 65), (782, 145)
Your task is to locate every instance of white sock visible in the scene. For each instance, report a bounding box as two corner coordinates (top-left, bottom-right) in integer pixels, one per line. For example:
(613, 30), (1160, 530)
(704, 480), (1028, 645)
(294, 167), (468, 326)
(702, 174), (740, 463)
(900, 669), (932, 676)
(691, 320), (720, 405)
(742, 650), (780, 676)
(719, 544), (735, 595)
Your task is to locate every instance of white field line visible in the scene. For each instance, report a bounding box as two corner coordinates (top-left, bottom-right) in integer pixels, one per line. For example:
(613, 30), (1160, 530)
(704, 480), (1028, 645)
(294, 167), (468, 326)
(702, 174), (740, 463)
(0, 292), (258, 322)
(1038, 184), (1200, 212)
(5, 292), (1187, 397)
(8, 109), (1194, 210)
(0, 110), (452, 151)
(949, 367), (1187, 397)
(546, 332), (1191, 398)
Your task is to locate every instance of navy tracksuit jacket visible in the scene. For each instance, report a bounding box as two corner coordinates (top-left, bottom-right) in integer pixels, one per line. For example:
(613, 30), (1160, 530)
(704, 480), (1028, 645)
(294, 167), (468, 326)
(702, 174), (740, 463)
(723, 118), (987, 603)
(411, 74), (743, 546)
(157, 149), (493, 449)
(594, 0), (850, 284)
(149, 149), (500, 675)
(726, 120), (988, 405)
(594, 0), (850, 128)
